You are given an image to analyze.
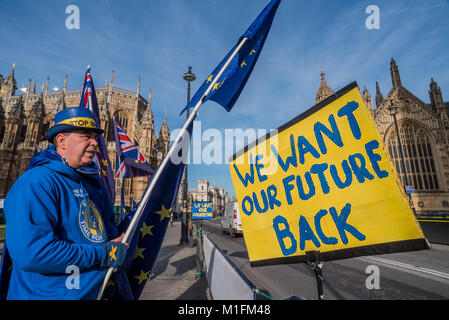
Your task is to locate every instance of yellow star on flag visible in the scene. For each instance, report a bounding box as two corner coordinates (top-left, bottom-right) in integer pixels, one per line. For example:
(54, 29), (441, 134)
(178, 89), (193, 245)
(241, 60), (247, 68)
(106, 280), (116, 288)
(133, 247), (146, 260)
(155, 204), (172, 221)
(101, 159), (109, 167)
(109, 245), (118, 261)
(206, 74), (213, 83)
(140, 222), (154, 238)
(212, 82), (219, 91)
(250, 49), (256, 55)
(102, 169), (107, 176)
(135, 270), (150, 285)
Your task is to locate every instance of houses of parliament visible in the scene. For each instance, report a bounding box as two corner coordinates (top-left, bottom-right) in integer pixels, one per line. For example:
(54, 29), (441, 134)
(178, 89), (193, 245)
(317, 58), (449, 214)
(0, 66), (170, 207)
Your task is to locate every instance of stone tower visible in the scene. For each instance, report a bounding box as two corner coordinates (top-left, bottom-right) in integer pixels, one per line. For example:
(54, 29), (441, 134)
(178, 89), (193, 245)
(155, 109), (170, 167)
(315, 68), (334, 104)
(375, 81), (384, 108)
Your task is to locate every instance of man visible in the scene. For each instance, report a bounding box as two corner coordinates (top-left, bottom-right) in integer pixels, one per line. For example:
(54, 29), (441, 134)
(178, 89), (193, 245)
(4, 107), (127, 300)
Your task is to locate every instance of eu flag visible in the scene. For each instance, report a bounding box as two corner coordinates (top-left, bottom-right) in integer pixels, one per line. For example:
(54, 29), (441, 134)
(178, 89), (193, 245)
(106, 122), (193, 300)
(80, 67), (115, 204)
(180, 0), (281, 114)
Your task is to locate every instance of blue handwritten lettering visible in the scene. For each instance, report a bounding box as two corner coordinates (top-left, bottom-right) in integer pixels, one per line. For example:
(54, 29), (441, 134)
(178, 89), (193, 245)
(270, 134), (297, 173)
(314, 114), (343, 154)
(233, 153), (255, 187)
(297, 135), (320, 165)
(365, 140), (389, 179)
(329, 203), (366, 244)
(273, 215), (297, 256)
(338, 101), (361, 140)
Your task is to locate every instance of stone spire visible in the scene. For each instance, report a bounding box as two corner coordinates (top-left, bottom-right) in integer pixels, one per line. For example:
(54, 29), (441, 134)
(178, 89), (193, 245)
(375, 81), (384, 108)
(26, 79), (32, 97)
(1, 63), (17, 97)
(429, 78), (444, 112)
(141, 89), (156, 163)
(363, 86), (373, 110)
(390, 58), (402, 89)
(136, 77), (141, 97)
(110, 70), (115, 87)
(156, 109), (170, 163)
(143, 89), (154, 122)
(315, 68), (334, 104)
(63, 74), (68, 92)
(159, 109), (169, 137)
(44, 76), (49, 94)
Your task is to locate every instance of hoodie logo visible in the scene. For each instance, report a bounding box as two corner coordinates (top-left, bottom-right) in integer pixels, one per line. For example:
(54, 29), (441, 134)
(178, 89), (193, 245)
(79, 199), (106, 243)
(72, 189), (84, 198)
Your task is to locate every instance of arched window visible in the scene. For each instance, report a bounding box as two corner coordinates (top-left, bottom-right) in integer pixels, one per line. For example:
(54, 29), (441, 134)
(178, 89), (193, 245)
(113, 110), (129, 131)
(388, 123), (439, 192)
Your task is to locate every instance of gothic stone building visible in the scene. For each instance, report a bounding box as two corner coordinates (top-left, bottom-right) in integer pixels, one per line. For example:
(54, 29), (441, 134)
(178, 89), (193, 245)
(0, 66), (170, 207)
(317, 58), (449, 214)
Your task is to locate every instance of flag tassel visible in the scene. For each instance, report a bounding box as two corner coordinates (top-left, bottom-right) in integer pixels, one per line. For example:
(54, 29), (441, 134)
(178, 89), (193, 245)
(96, 36), (249, 300)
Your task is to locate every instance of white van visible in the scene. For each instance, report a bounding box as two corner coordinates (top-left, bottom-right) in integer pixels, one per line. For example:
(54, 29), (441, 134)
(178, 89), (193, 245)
(221, 202), (243, 237)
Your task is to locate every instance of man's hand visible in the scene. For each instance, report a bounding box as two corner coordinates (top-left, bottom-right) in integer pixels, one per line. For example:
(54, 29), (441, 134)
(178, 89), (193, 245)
(111, 233), (129, 248)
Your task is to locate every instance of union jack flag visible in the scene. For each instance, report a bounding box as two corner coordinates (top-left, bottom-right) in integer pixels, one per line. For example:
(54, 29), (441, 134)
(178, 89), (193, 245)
(114, 118), (153, 179)
(79, 66), (115, 203)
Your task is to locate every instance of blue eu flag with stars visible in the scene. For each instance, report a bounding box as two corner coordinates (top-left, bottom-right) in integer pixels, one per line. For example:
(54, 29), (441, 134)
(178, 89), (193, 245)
(106, 122), (193, 300)
(180, 0), (281, 115)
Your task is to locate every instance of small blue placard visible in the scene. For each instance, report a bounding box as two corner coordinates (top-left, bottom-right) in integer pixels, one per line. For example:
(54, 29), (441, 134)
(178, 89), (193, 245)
(192, 202), (213, 220)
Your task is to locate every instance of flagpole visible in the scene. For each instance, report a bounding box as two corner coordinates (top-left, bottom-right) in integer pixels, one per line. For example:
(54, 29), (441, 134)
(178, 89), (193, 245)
(96, 36), (249, 300)
(84, 66), (103, 181)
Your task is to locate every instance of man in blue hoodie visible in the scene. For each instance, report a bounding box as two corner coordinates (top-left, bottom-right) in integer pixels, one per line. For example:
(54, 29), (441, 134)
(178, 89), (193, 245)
(3, 107), (128, 300)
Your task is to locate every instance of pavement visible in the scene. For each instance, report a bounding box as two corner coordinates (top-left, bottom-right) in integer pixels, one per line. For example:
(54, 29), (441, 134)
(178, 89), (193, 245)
(139, 220), (211, 300)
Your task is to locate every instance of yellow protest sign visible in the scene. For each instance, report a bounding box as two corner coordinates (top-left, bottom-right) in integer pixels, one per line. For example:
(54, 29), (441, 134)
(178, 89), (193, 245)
(230, 82), (428, 267)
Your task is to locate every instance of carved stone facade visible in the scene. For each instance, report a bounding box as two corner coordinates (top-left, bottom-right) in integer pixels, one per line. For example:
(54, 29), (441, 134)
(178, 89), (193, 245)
(0, 67), (170, 207)
(317, 59), (449, 213)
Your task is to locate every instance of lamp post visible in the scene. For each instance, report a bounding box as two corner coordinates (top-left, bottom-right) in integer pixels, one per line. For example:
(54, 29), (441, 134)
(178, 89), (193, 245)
(388, 105), (415, 213)
(180, 66), (196, 245)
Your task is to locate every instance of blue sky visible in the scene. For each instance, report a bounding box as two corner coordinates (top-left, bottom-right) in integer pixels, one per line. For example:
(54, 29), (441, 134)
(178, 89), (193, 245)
(0, 0), (448, 197)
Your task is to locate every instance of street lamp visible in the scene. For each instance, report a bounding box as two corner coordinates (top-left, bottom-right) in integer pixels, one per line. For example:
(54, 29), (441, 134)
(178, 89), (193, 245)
(180, 66), (196, 246)
(388, 104), (415, 213)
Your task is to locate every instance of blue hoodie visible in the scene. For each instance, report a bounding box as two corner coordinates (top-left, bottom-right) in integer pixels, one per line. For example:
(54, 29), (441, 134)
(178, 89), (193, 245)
(4, 146), (118, 300)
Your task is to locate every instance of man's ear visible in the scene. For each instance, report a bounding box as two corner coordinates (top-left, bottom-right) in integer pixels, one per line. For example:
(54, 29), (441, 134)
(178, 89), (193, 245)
(54, 133), (67, 151)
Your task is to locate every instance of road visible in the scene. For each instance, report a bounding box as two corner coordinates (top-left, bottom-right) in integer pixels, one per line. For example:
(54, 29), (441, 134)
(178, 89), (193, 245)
(202, 219), (449, 300)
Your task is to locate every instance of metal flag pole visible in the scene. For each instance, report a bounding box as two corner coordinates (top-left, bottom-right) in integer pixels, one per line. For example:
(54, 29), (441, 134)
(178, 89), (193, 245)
(85, 66), (104, 181)
(97, 36), (249, 300)
(306, 251), (324, 300)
